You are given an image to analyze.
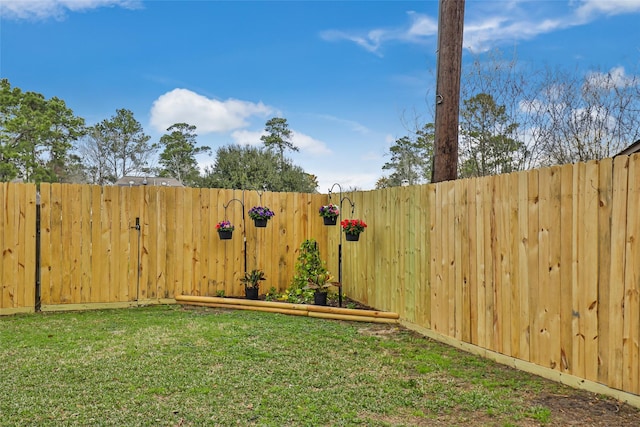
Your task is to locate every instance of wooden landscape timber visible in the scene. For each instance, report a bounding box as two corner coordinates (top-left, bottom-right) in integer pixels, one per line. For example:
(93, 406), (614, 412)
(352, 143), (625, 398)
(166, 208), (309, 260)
(175, 295), (399, 324)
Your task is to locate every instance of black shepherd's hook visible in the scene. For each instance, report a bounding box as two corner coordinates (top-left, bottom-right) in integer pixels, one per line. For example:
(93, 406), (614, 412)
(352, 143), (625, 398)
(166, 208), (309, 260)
(223, 194), (247, 273)
(327, 183), (356, 307)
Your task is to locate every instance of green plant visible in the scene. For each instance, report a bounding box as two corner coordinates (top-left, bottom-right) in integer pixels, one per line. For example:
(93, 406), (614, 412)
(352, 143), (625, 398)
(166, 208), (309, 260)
(291, 239), (327, 292)
(240, 269), (266, 290)
(304, 272), (340, 294)
(265, 286), (279, 301)
(215, 289), (226, 297)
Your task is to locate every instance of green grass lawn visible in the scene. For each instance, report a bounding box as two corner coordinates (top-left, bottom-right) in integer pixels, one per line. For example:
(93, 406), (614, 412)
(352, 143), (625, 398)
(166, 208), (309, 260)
(0, 305), (636, 426)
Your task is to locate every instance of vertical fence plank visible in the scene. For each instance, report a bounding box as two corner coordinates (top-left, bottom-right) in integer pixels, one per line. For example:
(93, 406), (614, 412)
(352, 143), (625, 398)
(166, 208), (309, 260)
(431, 184), (443, 333)
(597, 158), (613, 384)
(484, 176), (496, 350)
(109, 186), (121, 301)
(623, 155), (640, 394)
(68, 184), (82, 304)
(560, 164), (574, 372)
(467, 178), (479, 345)
(199, 188), (211, 297)
(608, 156), (629, 389)
(181, 187), (193, 295)
(537, 167), (551, 367)
(508, 172), (521, 358)
(548, 166), (562, 371)
(527, 170), (540, 364)
(50, 184), (64, 304)
(1, 184), (16, 308)
(458, 179), (471, 342)
(498, 174), (512, 356)
(583, 161), (600, 382)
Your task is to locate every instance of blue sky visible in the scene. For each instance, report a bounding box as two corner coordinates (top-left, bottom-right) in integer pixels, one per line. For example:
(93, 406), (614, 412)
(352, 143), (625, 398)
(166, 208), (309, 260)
(1, 0), (639, 191)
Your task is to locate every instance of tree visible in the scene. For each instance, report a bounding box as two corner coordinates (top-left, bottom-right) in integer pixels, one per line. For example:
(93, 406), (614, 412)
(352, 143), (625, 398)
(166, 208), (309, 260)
(459, 93), (525, 177)
(80, 109), (154, 184)
(377, 123), (434, 188)
(459, 50), (640, 168)
(260, 117), (297, 167)
(157, 123), (210, 186)
(526, 66), (640, 165)
(199, 144), (316, 193)
(0, 79), (86, 182)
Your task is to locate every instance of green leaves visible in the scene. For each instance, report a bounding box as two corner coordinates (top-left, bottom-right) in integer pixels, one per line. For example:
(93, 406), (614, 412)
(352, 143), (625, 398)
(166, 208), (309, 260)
(0, 78), (86, 182)
(199, 144), (316, 192)
(158, 123), (210, 187)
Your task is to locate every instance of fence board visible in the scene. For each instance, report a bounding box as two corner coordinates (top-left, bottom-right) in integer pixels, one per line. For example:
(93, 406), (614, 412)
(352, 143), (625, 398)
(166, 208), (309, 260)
(608, 156), (629, 388)
(548, 166), (562, 371)
(583, 161), (600, 382)
(498, 174), (512, 356)
(517, 172), (531, 361)
(559, 164), (574, 372)
(597, 158), (613, 384)
(537, 167), (551, 367)
(1, 184), (17, 309)
(623, 155), (640, 394)
(467, 178), (479, 345)
(508, 173), (521, 359)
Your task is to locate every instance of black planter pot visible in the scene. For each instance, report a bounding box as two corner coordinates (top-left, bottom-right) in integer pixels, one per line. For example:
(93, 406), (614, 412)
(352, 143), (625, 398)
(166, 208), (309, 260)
(314, 292), (328, 306)
(218, 230), (233, 240)
(345, 232), (360, 241)
(253, 218), (267, 228)
(245, 287), (259, 300)
(323, 216), (337, 226)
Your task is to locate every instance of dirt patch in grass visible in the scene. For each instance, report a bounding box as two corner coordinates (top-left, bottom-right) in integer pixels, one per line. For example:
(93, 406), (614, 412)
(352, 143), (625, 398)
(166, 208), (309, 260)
(528, 391), (640, 426)
(356, 323), (640, 427)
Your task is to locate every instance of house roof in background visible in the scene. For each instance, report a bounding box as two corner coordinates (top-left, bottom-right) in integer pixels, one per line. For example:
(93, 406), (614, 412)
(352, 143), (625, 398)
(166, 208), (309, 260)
(616, 139), (640, 156)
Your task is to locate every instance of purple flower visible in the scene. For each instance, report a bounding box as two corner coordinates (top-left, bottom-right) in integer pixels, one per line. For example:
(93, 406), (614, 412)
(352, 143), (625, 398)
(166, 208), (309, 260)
(248, 206), (275, 220)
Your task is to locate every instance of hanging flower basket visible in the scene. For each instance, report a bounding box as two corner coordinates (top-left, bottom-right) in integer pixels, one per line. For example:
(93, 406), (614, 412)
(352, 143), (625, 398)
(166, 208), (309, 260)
(323, 216), (337, 226)
(218, 230), (233, 240)
(216, 220), (234, 240)
(319, 204), (340, 226)
(345, 233), (360, 241)
(248, 206), (275, 227)
(341, 219), (367, 242)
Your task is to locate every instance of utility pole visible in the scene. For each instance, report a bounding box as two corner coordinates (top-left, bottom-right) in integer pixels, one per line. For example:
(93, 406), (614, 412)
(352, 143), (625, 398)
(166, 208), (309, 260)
(432, 0), (465, 183)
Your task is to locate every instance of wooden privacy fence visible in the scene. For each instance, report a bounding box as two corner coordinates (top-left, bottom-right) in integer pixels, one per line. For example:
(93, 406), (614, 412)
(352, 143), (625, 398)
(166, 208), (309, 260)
(0, 183), (37, 315)
(340, 154), (640, 401)
(35, 184), (329, 309)
(3, 155), (640, 402)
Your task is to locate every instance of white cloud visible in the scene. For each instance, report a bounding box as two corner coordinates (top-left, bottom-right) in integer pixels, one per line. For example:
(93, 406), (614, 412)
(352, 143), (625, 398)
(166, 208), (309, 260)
(230, 129), (264, 147)
(320, 29), (383, 55)
(322, 2), (640, 54)
(0, 0), (141, 20)
(586, 66), (639, 89)
(406, 10), (438, 37)
(575, 0), (640, 19)
(316, 114), (371, 134)
(150, 88), (272, 134)
(320, 10), (437, 55)
(291, 131), (331, 155)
